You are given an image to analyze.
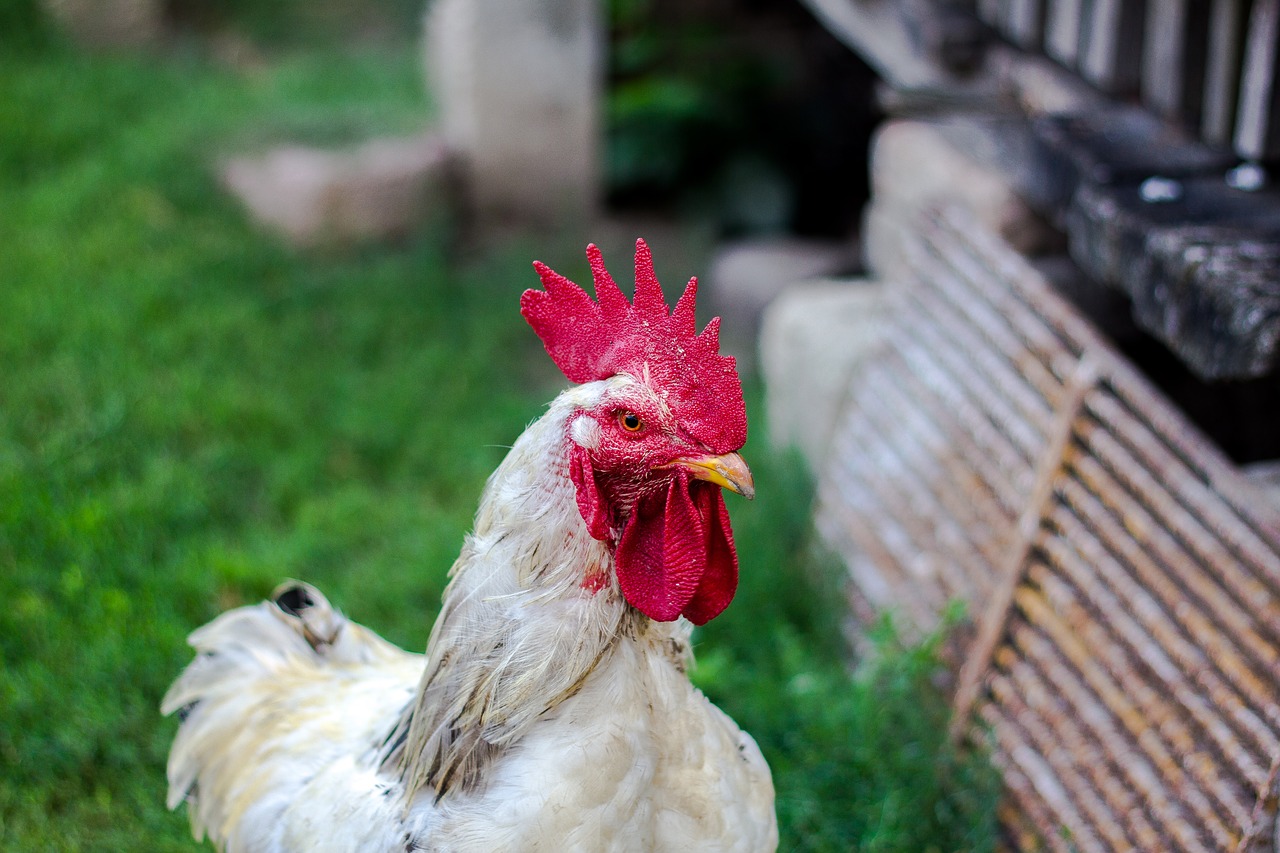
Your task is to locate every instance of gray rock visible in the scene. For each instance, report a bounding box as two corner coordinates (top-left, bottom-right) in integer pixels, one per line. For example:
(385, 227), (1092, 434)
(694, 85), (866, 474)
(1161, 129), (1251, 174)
(1244, 460), (1280, 519)
(758, 279), (888, 467)
(704, 237), (858, 369)
(865, 119), (1056, 279)
(42, 0), (163, 48)
(424, 0), (601, 226)
(1068, 177), (1280, 379)
(220, 133), (453, 247)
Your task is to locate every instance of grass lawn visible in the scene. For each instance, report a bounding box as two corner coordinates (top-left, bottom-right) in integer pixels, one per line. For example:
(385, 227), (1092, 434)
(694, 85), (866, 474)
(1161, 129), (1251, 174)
(0, 17), (999, 852)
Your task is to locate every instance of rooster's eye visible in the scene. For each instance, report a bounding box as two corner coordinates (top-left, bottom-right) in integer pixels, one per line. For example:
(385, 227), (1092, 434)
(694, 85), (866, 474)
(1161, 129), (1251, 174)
(619, 411), (643, 432)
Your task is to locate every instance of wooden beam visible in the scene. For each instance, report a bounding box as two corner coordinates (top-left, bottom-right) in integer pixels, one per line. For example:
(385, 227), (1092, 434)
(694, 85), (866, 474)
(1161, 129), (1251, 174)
(1005, 0), (1046, 49)
(1079, 0), (1144, 95)
(1142, 0), (1211, 127)
(1235, 0), (1280, 159)
(1202, 0), (1249, 146)
(1045, 0), (1085, 68)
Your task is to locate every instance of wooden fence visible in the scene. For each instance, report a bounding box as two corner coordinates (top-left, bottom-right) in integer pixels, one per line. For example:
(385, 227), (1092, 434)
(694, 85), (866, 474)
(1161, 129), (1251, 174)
(976, 0), (1278, 162)
(815, 206), (1280, 851)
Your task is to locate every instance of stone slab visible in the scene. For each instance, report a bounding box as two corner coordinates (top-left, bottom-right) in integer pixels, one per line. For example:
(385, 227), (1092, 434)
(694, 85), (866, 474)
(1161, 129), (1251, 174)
(758, 279), (887, 467)
(705, 237), (858, 349)
(424, 0), (601, 225)
(865, 119), (1056, 279)
(42, 0), (162, 47)
(220, 133), (453, 247)
(1068, 177), (1280, 379)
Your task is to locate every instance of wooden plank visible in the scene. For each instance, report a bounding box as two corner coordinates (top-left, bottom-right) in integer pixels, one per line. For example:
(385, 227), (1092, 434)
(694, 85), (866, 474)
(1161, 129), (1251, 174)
(1053, 477), (1280, 761)
(978, 0), (1004, 26)
(903, 267), (1052, 461)
(1079, 0), (1143, 95)
(819, 207), (1280, 848)
(1086, 391), (1280, 601)
(797, 0), (998, 92)
(1005, 0), (1046, 49)
(1007, 600), (1221, 851)
(1202, 0), (1250, 145)
(990, 665), (1145, 850)
(1235, 0), (1280, 159)
(917, 236), (1074, 404)
(980, 701), (1112, 852)
(1029, 556), (1257, 830)
(1044, 0), (1085, 67)
(1142, 0), (1212, 125)
(949, 356), (1096, 743)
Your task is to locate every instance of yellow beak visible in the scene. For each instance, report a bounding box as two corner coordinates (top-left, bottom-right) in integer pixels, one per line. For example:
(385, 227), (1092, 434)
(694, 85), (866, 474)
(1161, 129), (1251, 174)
(666, 451), (755, 500)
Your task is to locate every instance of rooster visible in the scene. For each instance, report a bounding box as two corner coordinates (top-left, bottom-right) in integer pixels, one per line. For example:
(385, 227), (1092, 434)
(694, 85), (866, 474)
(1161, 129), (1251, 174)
(162, 240), (778, 852)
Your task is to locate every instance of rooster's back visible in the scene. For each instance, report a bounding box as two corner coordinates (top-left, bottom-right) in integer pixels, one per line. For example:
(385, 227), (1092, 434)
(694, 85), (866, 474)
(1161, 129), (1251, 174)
(162, 582), (424, 852)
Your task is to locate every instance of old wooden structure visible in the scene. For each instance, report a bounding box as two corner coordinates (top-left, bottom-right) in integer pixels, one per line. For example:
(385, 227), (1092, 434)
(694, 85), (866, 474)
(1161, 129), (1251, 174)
(799, 1), (1280, 850)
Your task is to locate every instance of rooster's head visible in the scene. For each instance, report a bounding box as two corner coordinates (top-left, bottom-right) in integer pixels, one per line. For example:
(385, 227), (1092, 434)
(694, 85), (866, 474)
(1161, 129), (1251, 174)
(521, 239), (751, 626)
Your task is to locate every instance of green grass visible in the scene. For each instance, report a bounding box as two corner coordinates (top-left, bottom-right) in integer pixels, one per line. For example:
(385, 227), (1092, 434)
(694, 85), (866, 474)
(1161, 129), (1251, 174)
(0, 27), (997, 853)
(696, 455), (1001, 852)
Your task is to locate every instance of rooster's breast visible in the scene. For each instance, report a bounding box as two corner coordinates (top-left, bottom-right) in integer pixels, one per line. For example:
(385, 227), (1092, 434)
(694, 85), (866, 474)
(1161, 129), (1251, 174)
(414, 635), (777, 853)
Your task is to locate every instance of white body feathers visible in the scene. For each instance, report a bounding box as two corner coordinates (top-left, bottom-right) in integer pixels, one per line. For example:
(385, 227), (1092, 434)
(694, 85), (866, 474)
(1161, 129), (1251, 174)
(163, 382), (777, 852)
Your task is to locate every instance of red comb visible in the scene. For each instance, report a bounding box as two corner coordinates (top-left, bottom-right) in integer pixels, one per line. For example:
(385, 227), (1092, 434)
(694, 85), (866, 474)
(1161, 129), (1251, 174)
(521, 239), (746, 453)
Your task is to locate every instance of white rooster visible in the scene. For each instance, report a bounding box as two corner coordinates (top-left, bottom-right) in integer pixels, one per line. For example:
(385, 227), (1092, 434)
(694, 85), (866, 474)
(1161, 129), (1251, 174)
(162, 239), (778, 852)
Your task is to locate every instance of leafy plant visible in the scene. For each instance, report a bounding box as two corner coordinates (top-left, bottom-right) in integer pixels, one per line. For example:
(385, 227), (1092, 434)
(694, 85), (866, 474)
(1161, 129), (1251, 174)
(698, 450), (1002, 852)
(605, 0), (785, 215)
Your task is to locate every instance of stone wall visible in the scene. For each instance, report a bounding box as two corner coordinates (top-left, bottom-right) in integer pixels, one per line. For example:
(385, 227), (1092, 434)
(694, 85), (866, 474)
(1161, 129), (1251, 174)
(424, 0), (601, 225)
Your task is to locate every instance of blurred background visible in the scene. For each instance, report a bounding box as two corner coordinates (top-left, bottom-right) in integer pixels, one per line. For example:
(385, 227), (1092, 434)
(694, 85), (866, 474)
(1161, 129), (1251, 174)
(0, 0), (1002, 850)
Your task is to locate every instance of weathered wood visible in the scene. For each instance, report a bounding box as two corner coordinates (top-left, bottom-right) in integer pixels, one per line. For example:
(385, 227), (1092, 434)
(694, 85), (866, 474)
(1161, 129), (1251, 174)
(1079, 0), (1144, 95)
(815, 206), (1280, 850)
(797, 0), (996, 91)
(1235, 0), (1280, 159)
(900, 0), (989, 75)
(1030, 548), (1258, 827)
(1202, 0), (1250, 145)
(1007, 599), (1222, 852)
(1142, 0), (1212, 126)
(948, 357), (1094, 744)
(1050, 479), (1280, 768)
(1044, 0), (1084, 67)
(1030, 105), (1233, 212)
(990, 663), (1143, 850)
(983, 702), (1110, 853)
(1004, 0), (1046, 49)
(1068, 178), (1280, 380)
(980, 0), (1044, 49)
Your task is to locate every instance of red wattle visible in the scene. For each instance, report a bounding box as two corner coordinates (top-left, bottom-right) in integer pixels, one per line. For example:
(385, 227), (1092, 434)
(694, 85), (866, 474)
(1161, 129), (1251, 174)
(614, 474), (739, 624)
(680, 482), (738, 625)
(570, 445), (612, 541)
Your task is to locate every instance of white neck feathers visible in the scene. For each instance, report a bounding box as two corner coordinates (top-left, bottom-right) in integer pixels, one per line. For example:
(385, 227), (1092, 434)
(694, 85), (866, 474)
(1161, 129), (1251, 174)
(383, 385), (634, 800)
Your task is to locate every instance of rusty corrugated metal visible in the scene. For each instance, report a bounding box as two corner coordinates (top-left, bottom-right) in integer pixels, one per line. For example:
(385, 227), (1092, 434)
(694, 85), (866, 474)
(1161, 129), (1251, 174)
(815, 206), (1280, 851)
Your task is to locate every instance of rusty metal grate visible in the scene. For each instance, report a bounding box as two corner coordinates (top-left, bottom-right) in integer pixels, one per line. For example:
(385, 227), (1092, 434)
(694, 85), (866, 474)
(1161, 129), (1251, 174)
(815, 206), (1280, 851)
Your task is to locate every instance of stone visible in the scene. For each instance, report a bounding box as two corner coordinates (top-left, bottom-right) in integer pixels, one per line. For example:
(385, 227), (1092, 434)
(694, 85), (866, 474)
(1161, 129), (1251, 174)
(219, 133), (453, 247)
(1244, 459), (1280, 514)
(703, 237), (858, 370)
(1067, 177), (1280, 379)
(864, 119), (1055, 281)
(424, 0), (601, 226)
(1144, 228), (1280, 379)
(42, 0), (163, 48)
(758, 279), (887, 467)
